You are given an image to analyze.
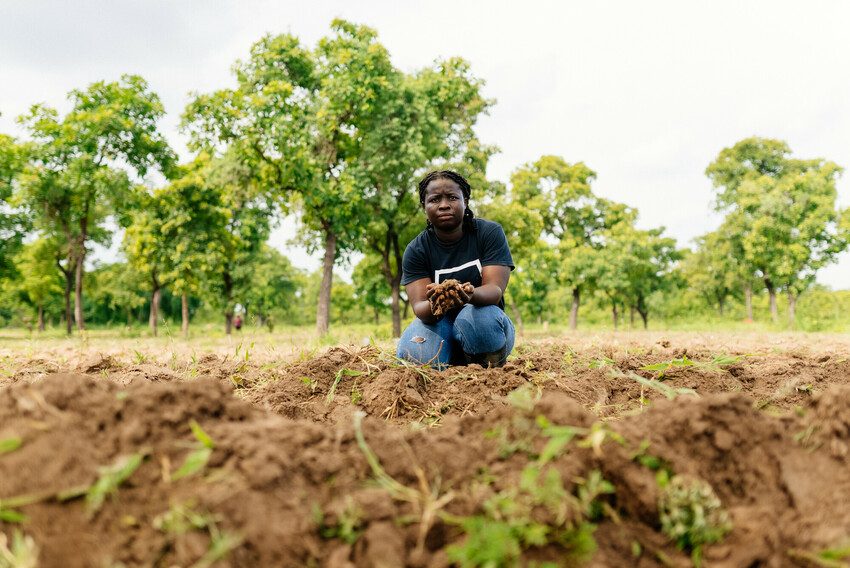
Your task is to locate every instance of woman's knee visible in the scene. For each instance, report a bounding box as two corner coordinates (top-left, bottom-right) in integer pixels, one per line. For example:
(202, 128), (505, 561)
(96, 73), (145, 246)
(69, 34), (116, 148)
(396, 319), (453, 367)
(453, 305), (512, 354)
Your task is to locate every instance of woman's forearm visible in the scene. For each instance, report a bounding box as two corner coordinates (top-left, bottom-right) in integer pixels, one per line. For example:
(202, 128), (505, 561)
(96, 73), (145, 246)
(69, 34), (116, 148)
(413, 300), (439, 324)
(469, 283), (504, 306)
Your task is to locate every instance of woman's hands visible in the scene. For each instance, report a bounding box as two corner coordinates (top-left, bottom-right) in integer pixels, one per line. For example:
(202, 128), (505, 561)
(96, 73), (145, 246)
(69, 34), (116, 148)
(426, 279), (475, 316)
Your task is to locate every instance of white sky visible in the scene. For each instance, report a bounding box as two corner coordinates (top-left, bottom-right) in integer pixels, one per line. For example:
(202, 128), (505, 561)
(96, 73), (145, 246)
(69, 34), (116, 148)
(2, 0), (849, 289)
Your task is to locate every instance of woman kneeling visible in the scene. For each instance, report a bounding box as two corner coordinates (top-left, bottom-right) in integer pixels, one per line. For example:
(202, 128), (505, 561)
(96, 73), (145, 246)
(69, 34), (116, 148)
(396, 170), (515, 369)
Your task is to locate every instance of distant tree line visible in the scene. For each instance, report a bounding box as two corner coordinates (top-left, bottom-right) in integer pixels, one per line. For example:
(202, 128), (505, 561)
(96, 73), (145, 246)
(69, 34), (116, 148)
(1, 21), (848, 336)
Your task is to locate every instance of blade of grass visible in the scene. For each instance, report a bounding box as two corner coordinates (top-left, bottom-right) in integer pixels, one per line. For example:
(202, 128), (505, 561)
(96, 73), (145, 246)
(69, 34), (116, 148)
(86, 452), (145, 516)
(172, 447), (213, 481)
(0, 437), (22, 455)
(326, 368), (365, 404)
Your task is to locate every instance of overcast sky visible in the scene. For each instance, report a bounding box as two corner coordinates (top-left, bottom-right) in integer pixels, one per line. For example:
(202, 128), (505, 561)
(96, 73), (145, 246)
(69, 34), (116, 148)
(2, 0), (849, 289)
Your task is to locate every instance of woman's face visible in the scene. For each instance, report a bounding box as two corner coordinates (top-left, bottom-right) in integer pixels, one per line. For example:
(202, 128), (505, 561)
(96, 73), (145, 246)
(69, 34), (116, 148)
(423, 178), (466, 232)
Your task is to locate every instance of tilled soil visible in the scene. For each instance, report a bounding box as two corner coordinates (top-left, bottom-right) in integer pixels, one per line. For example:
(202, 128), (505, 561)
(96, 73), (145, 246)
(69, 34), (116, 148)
(2, 337), (850, 567)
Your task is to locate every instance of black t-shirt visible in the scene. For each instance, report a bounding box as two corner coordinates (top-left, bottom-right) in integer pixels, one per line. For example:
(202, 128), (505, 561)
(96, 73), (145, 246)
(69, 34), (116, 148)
(401, 218), (515, 310)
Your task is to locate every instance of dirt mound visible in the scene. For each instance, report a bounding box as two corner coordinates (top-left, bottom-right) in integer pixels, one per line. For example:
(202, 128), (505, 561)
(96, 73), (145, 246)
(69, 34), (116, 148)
(802, 385), (850, 459)
(245, 347), (530, 425)
(4, 372), (850, 567)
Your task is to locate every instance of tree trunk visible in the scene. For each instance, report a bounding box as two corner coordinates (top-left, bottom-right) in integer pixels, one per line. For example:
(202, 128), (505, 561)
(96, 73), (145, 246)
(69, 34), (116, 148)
(569, 287), (580, 330)
(224, 271), (234, 335)
(316, 228), (336, 335)
(390, 280), (401, 338)
(629, 306), (635, 328)
(37, 304), (45, 332)
(744, 283), (753, 321)
(612, 303), (619, 330)
(62, 265), (73, 335)
(788, 291), (797, 326)
(74, 251), (85, 331)
(718, 295), (725, 317)
(181, 293), (189, 339)
(149, 284), (161, 337)
(765, 278), (778, 323)
(638, 308), (649, 329)
(373, 307), (380, 326)
(509, 302), (525, 338)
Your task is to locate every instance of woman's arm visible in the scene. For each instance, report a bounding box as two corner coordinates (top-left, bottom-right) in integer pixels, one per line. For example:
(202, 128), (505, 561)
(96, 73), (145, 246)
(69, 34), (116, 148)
(470, 265), (511, 306)
(406, 277), (440, 324)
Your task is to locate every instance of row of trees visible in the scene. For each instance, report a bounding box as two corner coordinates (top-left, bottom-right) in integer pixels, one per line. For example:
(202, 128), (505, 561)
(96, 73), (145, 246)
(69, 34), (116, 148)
(2, 21), (848, 336)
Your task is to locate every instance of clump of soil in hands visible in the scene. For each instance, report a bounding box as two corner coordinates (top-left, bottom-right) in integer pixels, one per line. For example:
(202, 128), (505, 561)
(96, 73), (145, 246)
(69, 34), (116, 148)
(429, 278), (474, 316)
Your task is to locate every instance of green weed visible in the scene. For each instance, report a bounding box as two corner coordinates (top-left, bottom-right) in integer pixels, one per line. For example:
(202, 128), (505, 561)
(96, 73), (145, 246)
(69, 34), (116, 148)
(0, 530), (38, 568)
(172, 420), (215, 481)
(300, 376), (319, 394)
(658, 475), (732, 567)
(313, 498), (364, 544)
(326, 368), (365, 404)
(589, 356), (615, 369)
(85, 452), (146, 516)
(787, 540), (850, 568)
(0, 438), (22, 455)
(153, 502), (217, 535)
(447, 463), (603, 566)
(153, 501), (242, 568)
(132, 349), (149, 364)
(641, 354), (744, 379)
(619, 369), (698, 400)
(352, 411), (454, 555)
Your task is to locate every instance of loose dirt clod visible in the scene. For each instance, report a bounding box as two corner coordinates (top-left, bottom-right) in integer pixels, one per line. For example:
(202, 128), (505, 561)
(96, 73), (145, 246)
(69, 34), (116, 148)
(429, 279), (475, 316)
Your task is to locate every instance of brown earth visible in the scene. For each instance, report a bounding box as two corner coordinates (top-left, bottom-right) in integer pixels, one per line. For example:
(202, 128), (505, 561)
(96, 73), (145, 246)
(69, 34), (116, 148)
(2, 336), (850, 567)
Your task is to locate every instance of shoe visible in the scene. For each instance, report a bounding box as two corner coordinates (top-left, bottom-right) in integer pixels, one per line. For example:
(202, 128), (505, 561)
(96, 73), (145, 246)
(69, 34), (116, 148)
(463, 346), (507, 368)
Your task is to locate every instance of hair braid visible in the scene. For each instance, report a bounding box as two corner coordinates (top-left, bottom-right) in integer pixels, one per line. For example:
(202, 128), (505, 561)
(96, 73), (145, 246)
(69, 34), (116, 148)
(417, 170), (476, 233)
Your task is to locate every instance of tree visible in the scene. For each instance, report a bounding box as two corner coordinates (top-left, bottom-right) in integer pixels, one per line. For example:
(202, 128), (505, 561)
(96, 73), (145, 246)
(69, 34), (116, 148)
(0, 133), (31, 280)
(707, 137), (848, 323)
(123, 194), (169, 336)
(184, 20), (398, 335)
(682, 230), (743, 316)
(200, 154), (275, 334)
(84, 262), (147, 326)
(479, 192), (545, 335)
(593, 217), (679, 329)
(352, 253), (393, 325)
(13, 238), (63, 331)
(17, 75), (175, 332)
(509, 156), (621, 329)
(232, 245), (300, 330)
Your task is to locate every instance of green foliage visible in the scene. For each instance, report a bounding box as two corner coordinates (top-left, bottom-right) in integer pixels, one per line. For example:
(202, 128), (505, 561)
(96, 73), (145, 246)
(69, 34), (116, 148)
(153, 502), (243, 568)
(448, 462), (603, 566)
(314, 498), (364, 544)
(0, 437), (22, 455)
(705, 137), (849, 321)
(14, 75), (175, 330)
(172, 420), (215, 481)
(325, 368), (364, 403)
(0, 530), (39, 568)
(85, 452), (146, 516)
(658, 476), (732, 563)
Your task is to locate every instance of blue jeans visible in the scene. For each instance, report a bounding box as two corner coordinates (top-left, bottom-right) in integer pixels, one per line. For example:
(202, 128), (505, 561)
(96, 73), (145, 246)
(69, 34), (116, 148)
(396, 305), (515, 369)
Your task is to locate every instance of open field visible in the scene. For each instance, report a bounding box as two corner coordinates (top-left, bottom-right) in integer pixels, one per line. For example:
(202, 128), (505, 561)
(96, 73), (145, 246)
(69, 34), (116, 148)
(2, 331), (850, 567)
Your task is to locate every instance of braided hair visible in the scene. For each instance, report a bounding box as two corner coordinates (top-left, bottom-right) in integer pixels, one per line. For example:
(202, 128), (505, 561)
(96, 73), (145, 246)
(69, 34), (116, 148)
(417, 170), (476, 233)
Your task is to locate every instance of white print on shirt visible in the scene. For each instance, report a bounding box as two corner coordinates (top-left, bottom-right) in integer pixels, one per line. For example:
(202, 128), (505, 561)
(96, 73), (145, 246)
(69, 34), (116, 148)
(434, 259), (483, 283)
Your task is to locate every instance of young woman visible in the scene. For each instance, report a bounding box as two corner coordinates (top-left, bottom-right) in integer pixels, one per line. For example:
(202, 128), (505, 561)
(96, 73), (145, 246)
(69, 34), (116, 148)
(396, 170), (515, 368)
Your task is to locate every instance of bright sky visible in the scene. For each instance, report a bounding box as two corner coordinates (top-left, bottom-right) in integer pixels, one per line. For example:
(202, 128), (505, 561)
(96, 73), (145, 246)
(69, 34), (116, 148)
(2, 0), (849, 289)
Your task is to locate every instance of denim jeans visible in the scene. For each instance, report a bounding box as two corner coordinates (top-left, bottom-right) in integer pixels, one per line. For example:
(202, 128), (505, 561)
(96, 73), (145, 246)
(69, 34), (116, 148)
(396, 304), (515, 369)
